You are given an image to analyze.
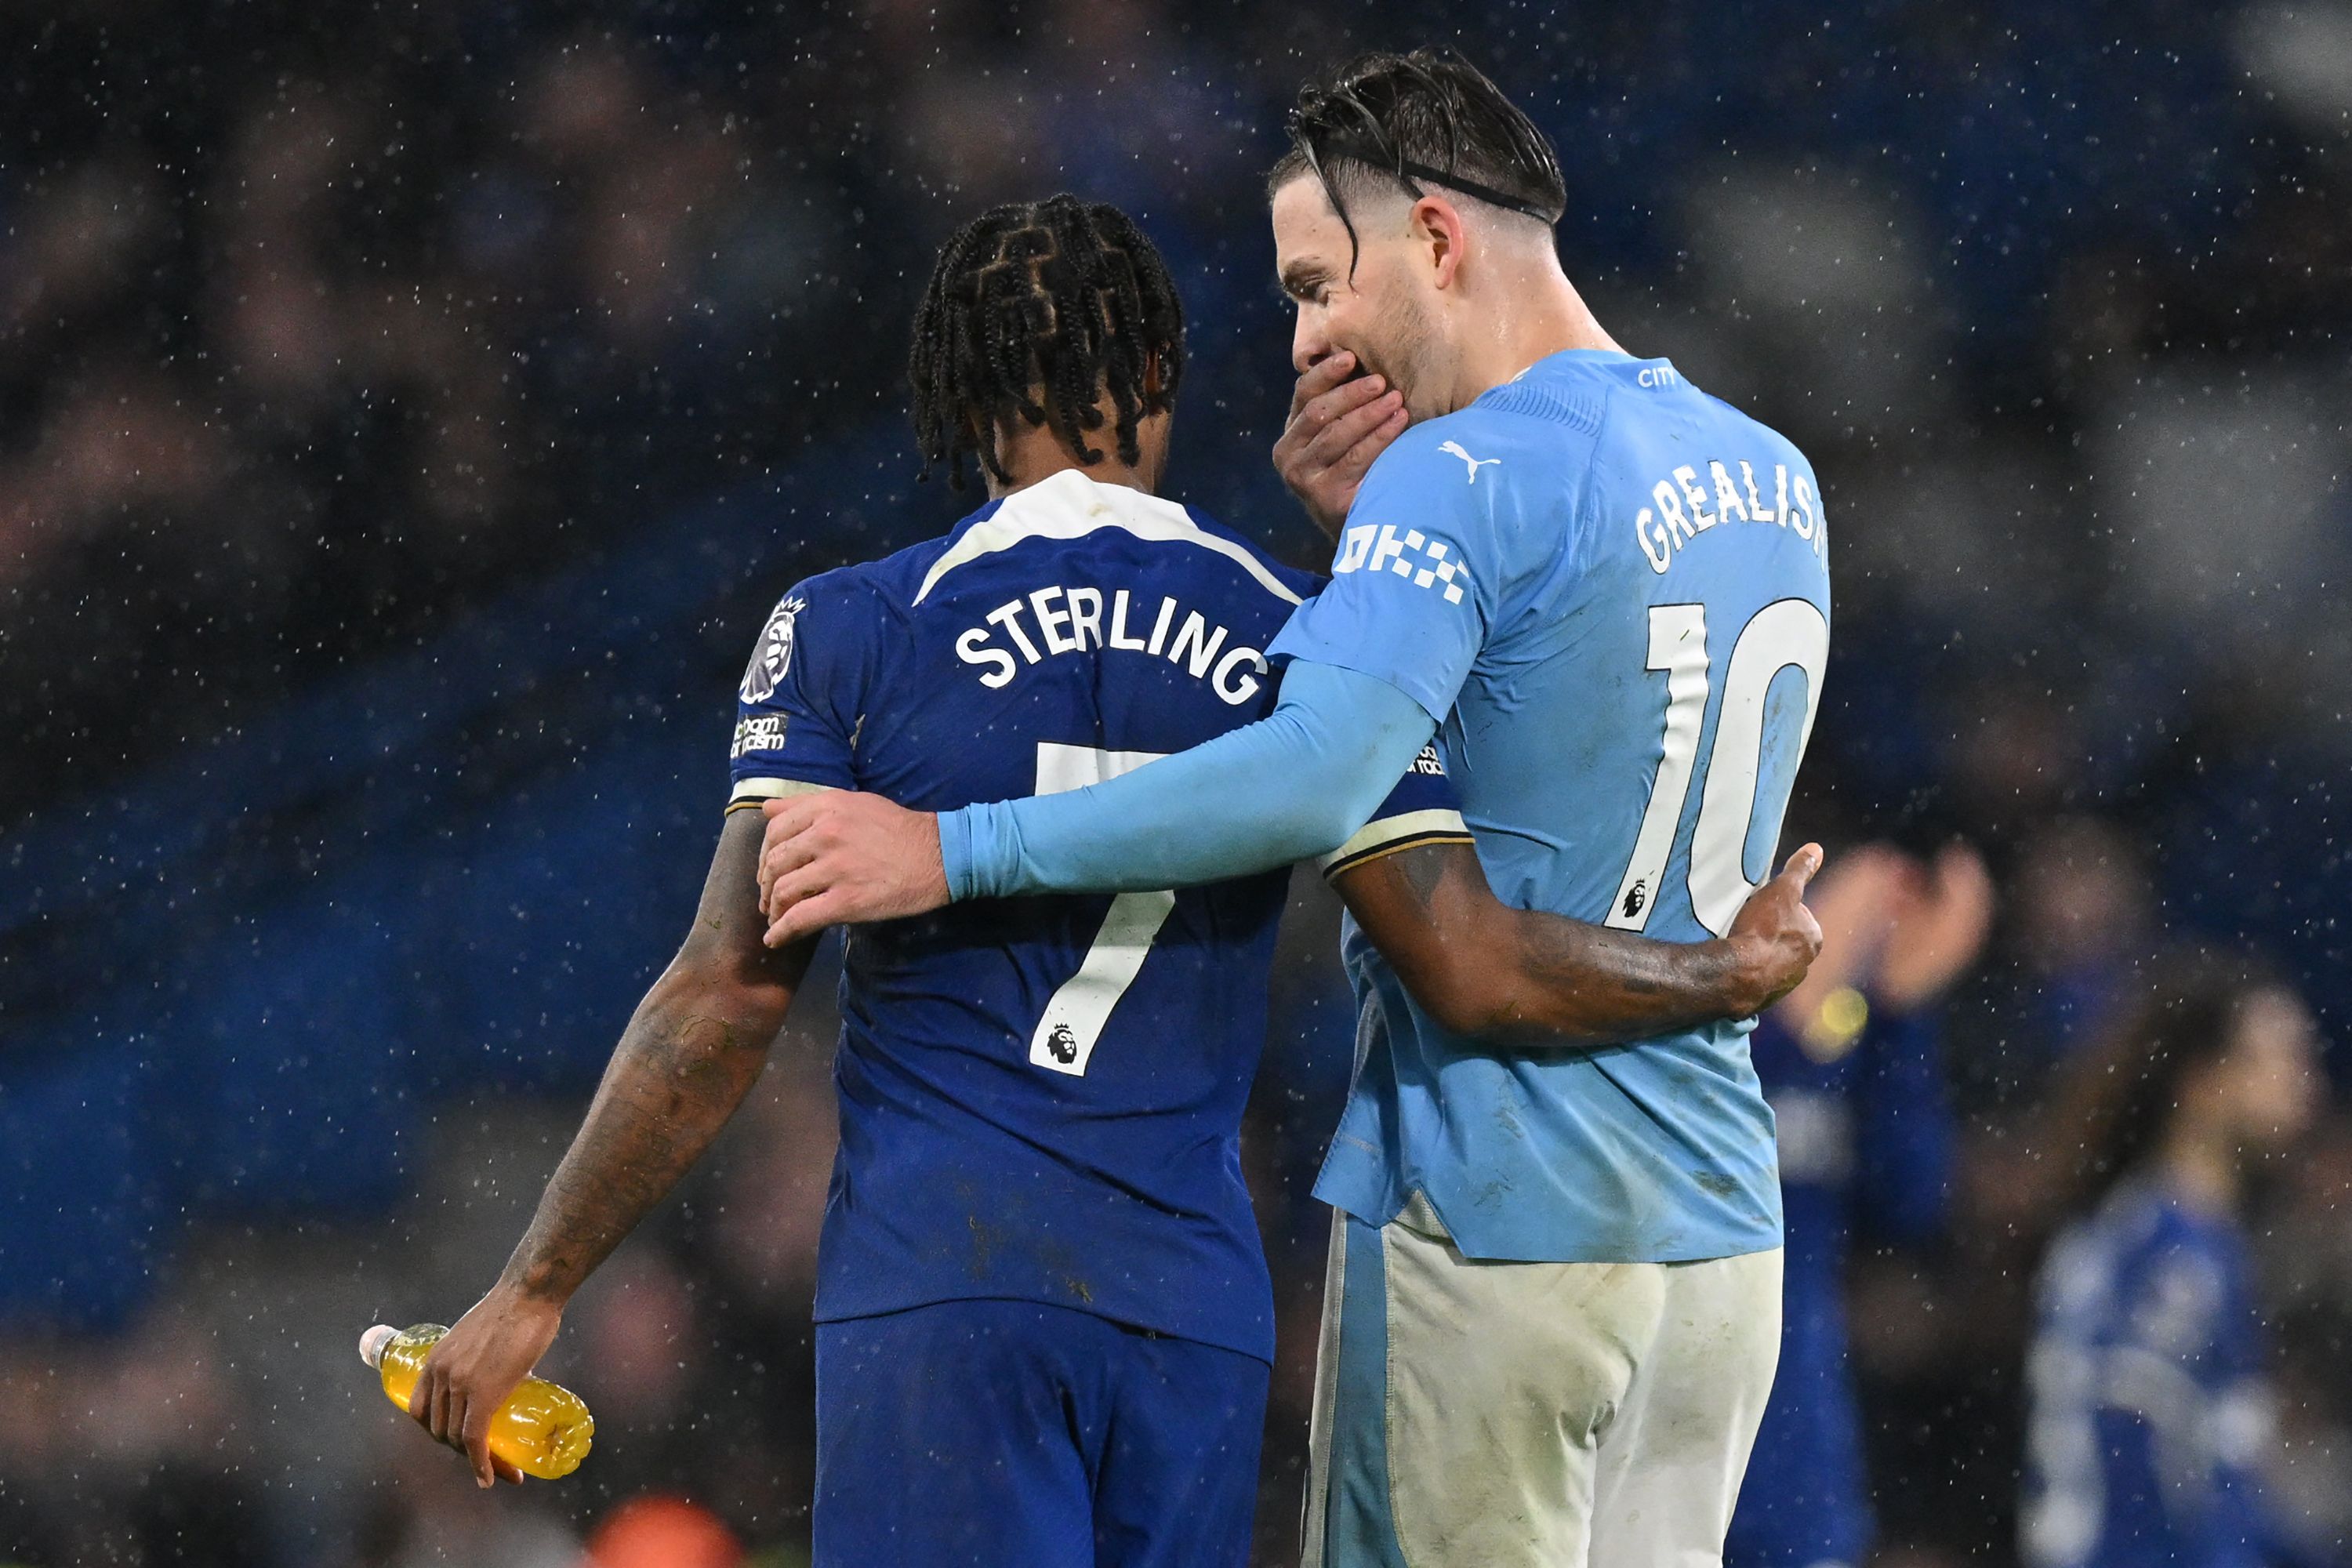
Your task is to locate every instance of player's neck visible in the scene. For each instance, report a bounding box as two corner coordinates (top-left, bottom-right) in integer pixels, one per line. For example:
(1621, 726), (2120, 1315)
(2155, 1121), (2240, 1215)
(984, 452), (1157, 502)
(1445, 270), (1624, 413)
(985, 416), (1163, 501)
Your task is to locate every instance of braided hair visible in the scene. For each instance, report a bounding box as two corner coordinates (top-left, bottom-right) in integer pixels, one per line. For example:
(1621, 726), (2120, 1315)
(909, 195), (1185, 491)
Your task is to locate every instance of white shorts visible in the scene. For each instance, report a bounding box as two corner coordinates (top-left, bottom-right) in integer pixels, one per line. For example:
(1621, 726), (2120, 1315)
(1304, 1196), (1782, 1568)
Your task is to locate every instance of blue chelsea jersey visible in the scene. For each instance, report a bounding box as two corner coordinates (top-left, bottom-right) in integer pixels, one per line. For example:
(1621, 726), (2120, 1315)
(1272, 349), (1831, 1264)
(2024, 1181), (2281, 1568)
(727, 469), (1455, 1363)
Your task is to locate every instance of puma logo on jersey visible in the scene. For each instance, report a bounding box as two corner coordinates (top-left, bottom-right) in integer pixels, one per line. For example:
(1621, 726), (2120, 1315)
(1438, 441), (1501, 484)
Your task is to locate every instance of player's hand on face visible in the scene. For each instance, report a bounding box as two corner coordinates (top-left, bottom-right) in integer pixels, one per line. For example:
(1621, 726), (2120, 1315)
(1725, 844), (1825, 1015)
(760, 792), (949, 946)
(1273, 350), (1409, 539)
(1871, 842), (1996, 1011)
(408, 1286), (557, 1489)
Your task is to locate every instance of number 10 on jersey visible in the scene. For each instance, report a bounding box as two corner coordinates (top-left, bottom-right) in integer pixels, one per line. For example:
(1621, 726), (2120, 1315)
(1608, 598), (1828, 938)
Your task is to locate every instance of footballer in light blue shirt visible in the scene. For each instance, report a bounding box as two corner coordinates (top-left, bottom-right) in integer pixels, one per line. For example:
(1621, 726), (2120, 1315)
(1279, 347), (1828, 1266)
(757, 49), (1831, 1567)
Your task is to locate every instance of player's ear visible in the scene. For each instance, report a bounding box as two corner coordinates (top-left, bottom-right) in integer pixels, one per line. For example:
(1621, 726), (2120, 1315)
(1414, 195), (1468, 291)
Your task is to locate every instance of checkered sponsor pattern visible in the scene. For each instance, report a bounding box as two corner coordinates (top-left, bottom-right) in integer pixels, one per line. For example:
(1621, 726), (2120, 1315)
(1333, 523), (1469, 604)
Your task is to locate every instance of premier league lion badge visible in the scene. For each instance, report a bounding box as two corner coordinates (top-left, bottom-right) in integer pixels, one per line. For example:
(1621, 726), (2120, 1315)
(739, 594), (806, 703)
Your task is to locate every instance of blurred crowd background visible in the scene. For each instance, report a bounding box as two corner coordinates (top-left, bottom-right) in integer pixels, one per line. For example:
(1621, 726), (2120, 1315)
(2, 0), (2348, 1564)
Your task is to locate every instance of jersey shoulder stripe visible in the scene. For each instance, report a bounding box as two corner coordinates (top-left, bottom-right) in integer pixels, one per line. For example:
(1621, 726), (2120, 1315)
(1317, 743), (1470, 877)
(911, 468), (1304, 608)
(727, 776), (833, 814)
(1318, 809), (1474, 879)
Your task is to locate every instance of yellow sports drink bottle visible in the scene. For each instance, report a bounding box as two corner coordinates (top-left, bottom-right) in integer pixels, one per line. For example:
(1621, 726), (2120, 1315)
(359, 1323), (594, 1480)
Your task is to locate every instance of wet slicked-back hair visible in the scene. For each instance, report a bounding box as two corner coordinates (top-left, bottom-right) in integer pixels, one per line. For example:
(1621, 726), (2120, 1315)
(1269, 48), (1566, 268)
(909, 194), (1185, 491)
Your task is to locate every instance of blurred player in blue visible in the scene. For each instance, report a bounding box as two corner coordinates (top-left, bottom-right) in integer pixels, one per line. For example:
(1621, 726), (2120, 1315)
(760, 50), (1835, 1566)
(1726, 841), (1993, 1568)
(397, 194), (1823, 1566)
(2024, 956), (2332, 1568)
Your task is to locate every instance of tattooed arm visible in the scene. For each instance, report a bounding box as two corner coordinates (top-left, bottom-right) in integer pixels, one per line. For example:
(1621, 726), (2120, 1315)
(1332, 840), (1824, 1048)
(410, 808), (815, 1486)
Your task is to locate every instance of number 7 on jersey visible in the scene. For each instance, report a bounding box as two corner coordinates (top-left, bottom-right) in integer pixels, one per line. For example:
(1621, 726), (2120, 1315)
(1027, 743), (1178, 1076)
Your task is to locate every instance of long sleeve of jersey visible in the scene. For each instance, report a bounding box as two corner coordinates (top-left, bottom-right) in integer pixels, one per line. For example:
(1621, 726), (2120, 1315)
(940, 659), (1435, 898)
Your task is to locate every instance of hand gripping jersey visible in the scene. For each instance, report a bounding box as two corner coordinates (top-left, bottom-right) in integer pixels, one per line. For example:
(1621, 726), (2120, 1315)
(728, 469), (1457, 1363)
(1271, 349), (1832, 1264)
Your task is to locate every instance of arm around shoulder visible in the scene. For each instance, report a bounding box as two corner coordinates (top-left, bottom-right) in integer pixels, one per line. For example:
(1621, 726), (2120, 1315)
(944, 659), (1436, 899)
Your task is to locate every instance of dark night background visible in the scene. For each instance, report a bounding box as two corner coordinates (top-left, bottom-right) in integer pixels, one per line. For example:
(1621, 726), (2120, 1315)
(1, 1), (2347, 1563)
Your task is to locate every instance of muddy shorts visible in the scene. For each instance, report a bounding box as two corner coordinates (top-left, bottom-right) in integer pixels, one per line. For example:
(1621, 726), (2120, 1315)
(1304, 1194), (1782, 1568)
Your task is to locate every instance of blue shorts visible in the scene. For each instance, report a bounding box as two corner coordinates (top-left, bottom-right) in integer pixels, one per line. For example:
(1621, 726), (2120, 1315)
(814, 1298), (1269, 1568)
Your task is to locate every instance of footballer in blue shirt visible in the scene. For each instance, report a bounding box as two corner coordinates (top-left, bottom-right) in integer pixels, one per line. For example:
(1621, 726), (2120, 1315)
(401, 192), (1822, 1567)
(2024, 958), (2329, 1568)
(760, 50), (1835, 1568)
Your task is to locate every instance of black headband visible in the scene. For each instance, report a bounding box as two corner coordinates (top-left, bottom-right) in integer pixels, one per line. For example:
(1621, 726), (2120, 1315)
(1301, 132), (1559, 223)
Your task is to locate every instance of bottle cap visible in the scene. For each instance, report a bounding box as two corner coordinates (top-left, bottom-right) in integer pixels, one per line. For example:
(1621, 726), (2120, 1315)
(358, 1324), (398, 1368)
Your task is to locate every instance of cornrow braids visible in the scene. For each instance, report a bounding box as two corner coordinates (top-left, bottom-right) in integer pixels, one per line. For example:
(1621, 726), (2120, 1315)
(908, 194), (1186, 491)
(1270, 47), (1568, 273)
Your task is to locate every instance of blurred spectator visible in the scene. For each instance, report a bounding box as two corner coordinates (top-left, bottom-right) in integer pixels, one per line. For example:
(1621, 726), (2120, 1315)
(1957, 816), (2163, 1109)
(1730, 842), (1994, 1568)
(2023, 957), (2336, 1568)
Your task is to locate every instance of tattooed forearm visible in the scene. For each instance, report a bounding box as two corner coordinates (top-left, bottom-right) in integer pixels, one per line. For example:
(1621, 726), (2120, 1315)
(1338, 840), (1765, 1048)
(1504, 917), (1745, 1042)
(495, 810), (813, 1307)
(500, 985), (779, 1305)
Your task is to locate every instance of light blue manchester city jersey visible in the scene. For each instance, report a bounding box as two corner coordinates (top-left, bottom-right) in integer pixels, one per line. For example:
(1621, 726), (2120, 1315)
(1271, 348), (1831, 1263)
